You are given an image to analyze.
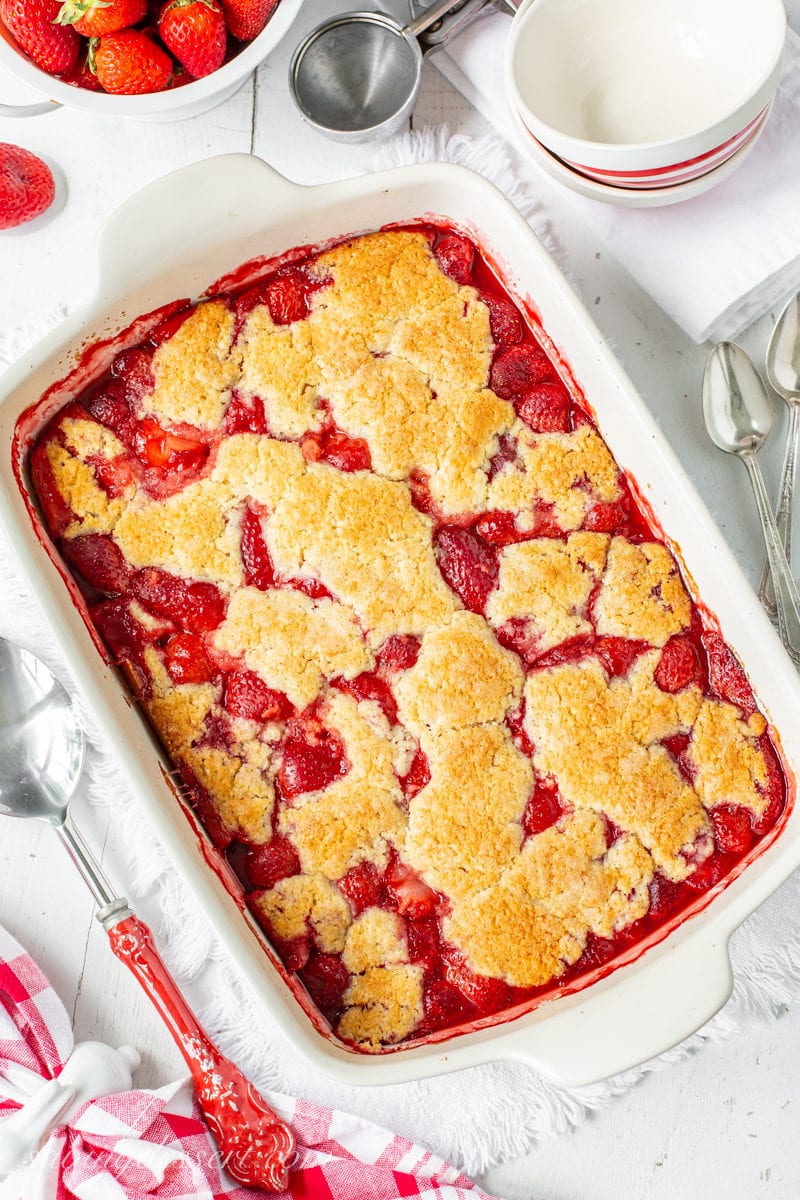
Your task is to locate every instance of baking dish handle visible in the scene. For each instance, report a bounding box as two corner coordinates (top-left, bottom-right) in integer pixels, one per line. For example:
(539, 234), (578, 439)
(0, 99), (60, 116)
(502, 932), (734, 1087)
(94, 154), (306, 297)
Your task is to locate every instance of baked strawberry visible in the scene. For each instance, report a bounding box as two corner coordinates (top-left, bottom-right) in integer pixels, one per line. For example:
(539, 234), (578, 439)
(376, 634), (420, 674)
(711, 806), (753, 856)
(489, 342), (555, 398)
(384, 858), (437, 920)
(517, 380), (571, 433)
(223, 393), (269, 435)
(266, 271), (308, 325)
(434, 233), (473, 285)
(158, 0), (225, 78)
(164, 632), (214, 684)
(654, 635), (702, 693)
(338, 861), (382, 915)
(0, 144), (55, 231)
(405, 918), (439, 976)
(111, 347), (154, 401)
(0, 0), (78, 74)
(400, 748), (430, 801)
(703, 631), (756, 716)
(245, 835), (300, 889)
(223, 669), (291, 722)
(240, 503), (275, 590)
(521, 779), (563, 837)
(484, 294), (522, 348)
(61, 533), (130, 594)
(89, 28), (172, 94)
(584, 501), (625, 533)
(131, 566), (226, 632)
(219, 0), (275, 42)
(278, 722), (348, 800)
(300, 952), (349, 1014)
(441, 947), (508, 1012)
(648, 873), (683, 917)
(300, 430), (371, 472)
(335, 672), (397, 725)
(422, 979), (470, 1030)
(435, 527), (499, 614)
(56, 0), (145, 37)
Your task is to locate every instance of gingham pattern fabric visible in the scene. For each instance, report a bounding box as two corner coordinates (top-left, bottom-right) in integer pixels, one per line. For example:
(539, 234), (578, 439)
(0, 924), (499, 1200)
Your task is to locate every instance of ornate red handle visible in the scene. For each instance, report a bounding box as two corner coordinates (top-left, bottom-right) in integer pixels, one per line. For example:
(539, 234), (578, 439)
(107, 914), (296, 1191)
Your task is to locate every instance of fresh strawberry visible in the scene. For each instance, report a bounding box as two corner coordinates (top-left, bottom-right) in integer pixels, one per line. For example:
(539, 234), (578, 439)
(0, 0), (78, 74)
(338, 861), (382, 915)
(300, 952), (349, 1013)
(711, 806), (753, 856)
(384, 858), (437, 920)
(240, 503), (275, 589)
(89, 28), (172, 94)
(164, 631), (214, 684)
(131, 566), (226, 632)
(245, 835), (300, 889)
(223, 669), (291, 722)
(61, 533), (129, 594)
(434, 234), (473, 285)
(435, 527), (499, 614)
(489, 342), (555, 398)
(0, 144), (54, 231)
(654, 635), (702, 693)
(517, 380), (571, 432)
(484, 294), (522, 348)
(219, 0), (276, 43)
(158, 0), (225, 78)
(57, 0), (145, 37)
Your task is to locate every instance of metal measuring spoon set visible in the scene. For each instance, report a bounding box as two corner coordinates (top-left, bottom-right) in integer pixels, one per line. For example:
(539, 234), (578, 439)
(290, 0), (520, 141)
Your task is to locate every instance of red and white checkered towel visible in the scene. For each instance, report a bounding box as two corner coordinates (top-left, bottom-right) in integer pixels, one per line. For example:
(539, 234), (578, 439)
(0, 923), (500, 1199)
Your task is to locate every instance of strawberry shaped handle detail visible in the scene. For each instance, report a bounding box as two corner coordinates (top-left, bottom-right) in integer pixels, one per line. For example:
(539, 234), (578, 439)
(106, 914), (296, 1191)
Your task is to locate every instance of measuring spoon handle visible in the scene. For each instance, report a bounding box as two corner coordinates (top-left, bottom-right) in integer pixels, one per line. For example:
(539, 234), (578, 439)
(744, 452), (800, 665)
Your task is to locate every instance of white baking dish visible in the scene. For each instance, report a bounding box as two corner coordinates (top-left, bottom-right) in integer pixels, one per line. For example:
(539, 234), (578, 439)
(1, 155), (798, 1088)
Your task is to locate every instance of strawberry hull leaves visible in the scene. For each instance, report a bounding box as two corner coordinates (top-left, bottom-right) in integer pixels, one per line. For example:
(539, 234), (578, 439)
(56, 0), (146, 37)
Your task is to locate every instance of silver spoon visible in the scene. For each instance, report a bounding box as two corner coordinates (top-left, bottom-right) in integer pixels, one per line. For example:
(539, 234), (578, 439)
(703, 342), (800, 667)
(0, 636), (296, 1191)
(758, 291), (800, 616)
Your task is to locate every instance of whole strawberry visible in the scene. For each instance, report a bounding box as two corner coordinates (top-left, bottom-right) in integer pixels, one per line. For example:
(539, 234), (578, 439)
(0, 144), (55, 231)
(56, 0), (146, 37)
(89, 28), (172, 93)
(158, 0), (225, 78)
(219, 0), (275, 43)
(0, 0), (78, 74)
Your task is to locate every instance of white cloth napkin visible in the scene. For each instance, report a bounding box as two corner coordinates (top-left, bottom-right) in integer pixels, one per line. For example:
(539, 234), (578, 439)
(433, 15), (800, 344)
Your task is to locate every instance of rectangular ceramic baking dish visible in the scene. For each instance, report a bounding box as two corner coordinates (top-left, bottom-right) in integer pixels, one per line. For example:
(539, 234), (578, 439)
(1, 154), (799, 1088)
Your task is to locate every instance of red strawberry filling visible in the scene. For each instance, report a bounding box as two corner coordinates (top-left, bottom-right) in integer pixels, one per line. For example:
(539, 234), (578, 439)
(517, 380), (572, 433)
(244, 836), (301, 889)
(278, 721), (349, 800)
(131, 567), (226, 632)
(489, 342), (555, 398)
(61, 533), (130, 594)
(435, 526), (499, 614)
(434, 233), (474, 285)
(164, 632), (214, 684)
(239, 503), (276, 590)
(223, 669), (292, 723)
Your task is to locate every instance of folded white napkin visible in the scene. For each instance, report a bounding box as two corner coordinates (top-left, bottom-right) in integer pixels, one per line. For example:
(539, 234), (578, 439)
(434, 16), (800, 344)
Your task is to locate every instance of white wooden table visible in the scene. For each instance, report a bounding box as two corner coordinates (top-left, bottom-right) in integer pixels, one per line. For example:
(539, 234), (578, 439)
(2, 2), (800, 1196)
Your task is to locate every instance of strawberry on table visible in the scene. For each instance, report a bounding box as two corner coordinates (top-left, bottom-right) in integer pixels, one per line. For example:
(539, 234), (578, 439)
(158, 0), (225, 79)
(89, 28), (173, 93)
(0, 144), (55, 231)
(0, 0), (78, 74)
(56, 0), (145, 36)
(219, 0), (275, 42)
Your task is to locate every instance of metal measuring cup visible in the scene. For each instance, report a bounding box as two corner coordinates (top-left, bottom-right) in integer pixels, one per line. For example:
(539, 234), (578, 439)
(289, 0), (514, 142)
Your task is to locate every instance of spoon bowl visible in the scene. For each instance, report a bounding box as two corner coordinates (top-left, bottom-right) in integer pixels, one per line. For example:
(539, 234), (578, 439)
(702, 340), (773, 455)
(0, 640), (83, 826)
(767, 292), (800, 400)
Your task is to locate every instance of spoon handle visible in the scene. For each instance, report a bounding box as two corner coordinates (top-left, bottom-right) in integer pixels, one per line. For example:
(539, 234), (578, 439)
(106, 914), (296, 1192)
(54, 821), (295, 1190)
(744, 452), (800, 665)
(757, 401), (800, 616)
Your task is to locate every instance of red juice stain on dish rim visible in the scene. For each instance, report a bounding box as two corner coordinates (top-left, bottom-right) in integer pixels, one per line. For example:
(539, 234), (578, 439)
(14, 220), (796, 1054)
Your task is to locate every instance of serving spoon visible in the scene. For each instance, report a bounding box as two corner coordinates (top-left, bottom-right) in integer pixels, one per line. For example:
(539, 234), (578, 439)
(0, 636), (296, 1190)
(703, 341), (800, 667)
(758, 291), (800, 616)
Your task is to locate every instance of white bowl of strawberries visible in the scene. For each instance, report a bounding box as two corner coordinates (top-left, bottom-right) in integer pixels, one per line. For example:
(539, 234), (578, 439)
(0, 0), (302, 118)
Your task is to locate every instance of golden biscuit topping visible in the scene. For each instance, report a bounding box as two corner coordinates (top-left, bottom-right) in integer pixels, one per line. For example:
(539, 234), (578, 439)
(144, 302), (240, 429)
(595, 538), (692, 645)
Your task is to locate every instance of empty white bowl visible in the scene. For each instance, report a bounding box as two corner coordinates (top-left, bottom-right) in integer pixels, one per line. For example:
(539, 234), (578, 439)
(507, 0), (786, 184)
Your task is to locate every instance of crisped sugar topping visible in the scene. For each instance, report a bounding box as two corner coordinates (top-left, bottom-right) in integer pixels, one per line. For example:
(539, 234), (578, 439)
(487, 532), (610, 653)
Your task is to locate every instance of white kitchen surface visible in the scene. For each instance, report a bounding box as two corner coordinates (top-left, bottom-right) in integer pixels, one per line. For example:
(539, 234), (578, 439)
(2, 1), (800, 1196)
